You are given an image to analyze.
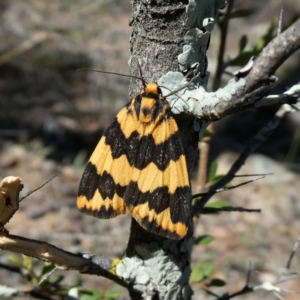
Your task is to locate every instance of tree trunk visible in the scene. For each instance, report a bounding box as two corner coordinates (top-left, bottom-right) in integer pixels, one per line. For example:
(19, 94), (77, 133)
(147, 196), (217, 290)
(115, 1), (224, 299)
(129, 0), (189, 95)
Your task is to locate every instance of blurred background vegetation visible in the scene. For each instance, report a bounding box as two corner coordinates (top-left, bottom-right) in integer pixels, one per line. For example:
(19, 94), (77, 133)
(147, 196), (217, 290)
(0, 0), (300, 299)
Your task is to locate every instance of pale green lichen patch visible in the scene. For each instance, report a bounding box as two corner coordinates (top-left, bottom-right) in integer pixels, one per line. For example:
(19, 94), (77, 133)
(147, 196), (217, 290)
(159, 72), (246, 117)
(116, 240), (194, 299)
(178, 28), (210, 72)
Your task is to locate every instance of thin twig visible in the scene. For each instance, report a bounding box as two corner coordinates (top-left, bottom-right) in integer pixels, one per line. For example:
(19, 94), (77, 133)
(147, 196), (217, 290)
(193, 176), (266, 199)
(0, 262), (22, 274)
(234, 173), (273, 177)
(36, 266), (58, 287)
(285, 236), (300, 271)
(19, 173), (60, 202)
(246, 262), (252, 285)
(213, 0), (235, 90)
(196, 134), (210, 194)
(216, 237), (300, 299)
(246, 18), (300, 91)
(278, 7), (284, 35)
(0, 32), (49, 66)
(193, 106), (286, 216)
(0, 231), (128, 288)
(202, 206), (260, 214)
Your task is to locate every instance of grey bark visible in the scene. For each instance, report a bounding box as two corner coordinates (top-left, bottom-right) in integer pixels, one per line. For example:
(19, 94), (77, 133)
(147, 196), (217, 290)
(104, 2), (300, 299)
(116, 1), (226, 299)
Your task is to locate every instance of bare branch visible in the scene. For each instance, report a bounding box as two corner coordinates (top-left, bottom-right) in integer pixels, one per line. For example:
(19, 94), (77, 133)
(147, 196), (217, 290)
(0, 32), (49, 66)
(161, 18), (300, 121)
(0, 231), (128, 288)
(246, 18), (300, 92)
(277, 7), (284, 35)
(201, 206), (260, 214)
(193, 176), (266, 199)
(193, 106), (287, 216)
(213, 0), (235, 90)
(216, 237), (300, 299)
(254, 84), (300, 108)
(284, 236), (300, 271)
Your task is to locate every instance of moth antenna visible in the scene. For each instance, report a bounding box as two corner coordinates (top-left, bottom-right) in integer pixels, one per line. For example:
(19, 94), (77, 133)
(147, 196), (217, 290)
(136, 60), (147, 88)
(164, 74), (199, 98)
(162, 74), (199, 110)
(77, 68), (145, 83)
(160, 85), (191, 111)
(19, 172), (61, 202)
(171, 97), (191, 111)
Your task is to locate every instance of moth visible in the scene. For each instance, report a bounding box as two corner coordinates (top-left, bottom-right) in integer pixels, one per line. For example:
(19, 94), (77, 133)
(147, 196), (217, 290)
(77, 81), (191, 239)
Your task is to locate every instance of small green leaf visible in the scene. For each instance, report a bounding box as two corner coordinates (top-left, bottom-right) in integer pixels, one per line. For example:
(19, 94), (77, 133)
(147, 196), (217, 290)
(41, 262), (55, 276)
(50, 275), (64, 285)
(190, 264), (205, 283)
(211, 174), (225, 180)
(9, 254), (23, 267)
(105, 289), (122, 299)
(37, 145), (55, 158)
(255, 19), (276, 52)
(255, 36), (268, 52)
(23, 256), (33, 272)
(208, 174), (226, 185)
(80, 288), (102, 300)
(227, 51), (254, 67)
(208, 278), (226, 287)
(239, 35), (247, 53)
(205, 200), (231, 209)
(207, 159), (218, 183)
(203, 128), (215, 138)
(190, 262), (215, 283)
(195, 235), (214, 245)
(73, 150), (88, 169)
(201, 262), (215, 277)
(73, 274), (83, 287)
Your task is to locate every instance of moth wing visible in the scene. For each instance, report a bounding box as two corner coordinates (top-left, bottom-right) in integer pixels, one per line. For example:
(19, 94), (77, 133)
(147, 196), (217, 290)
(77, 106), (134, 218)
(124, 117), (191, 239)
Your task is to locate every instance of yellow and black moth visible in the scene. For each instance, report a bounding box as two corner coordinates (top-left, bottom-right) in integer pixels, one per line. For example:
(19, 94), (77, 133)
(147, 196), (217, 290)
(77, 82), (191, 239)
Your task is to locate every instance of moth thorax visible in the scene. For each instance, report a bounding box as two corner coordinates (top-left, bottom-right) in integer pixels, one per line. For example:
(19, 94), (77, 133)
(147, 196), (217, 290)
(139, 97), (156, 123)
(144, 83), (160, 94)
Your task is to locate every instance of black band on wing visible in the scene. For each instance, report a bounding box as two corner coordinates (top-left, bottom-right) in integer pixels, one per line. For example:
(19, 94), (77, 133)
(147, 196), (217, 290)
(105, 119), (185, 171)
(78, 161), (190, 225)
(124, 181), (190, 224)
(78, 162), (126, 200)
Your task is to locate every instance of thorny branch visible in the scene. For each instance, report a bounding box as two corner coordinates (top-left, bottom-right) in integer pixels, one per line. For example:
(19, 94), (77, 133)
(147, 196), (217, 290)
(0, 231), (128, 288)
(213, 0), (235, 90)
(196, 19), (300, 121)
(215, 237), (300, 299)
(245, 18), (300, 92)
(193, 175), (266, 199)
(192, 105), (291, 215)
(0, 177), (128, 289)
(201, 206), (261, 214)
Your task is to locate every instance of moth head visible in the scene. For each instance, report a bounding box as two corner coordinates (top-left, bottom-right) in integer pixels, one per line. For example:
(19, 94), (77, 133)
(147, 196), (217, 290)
(132, 83), (167, 124)
(142, 83), (162, 96)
